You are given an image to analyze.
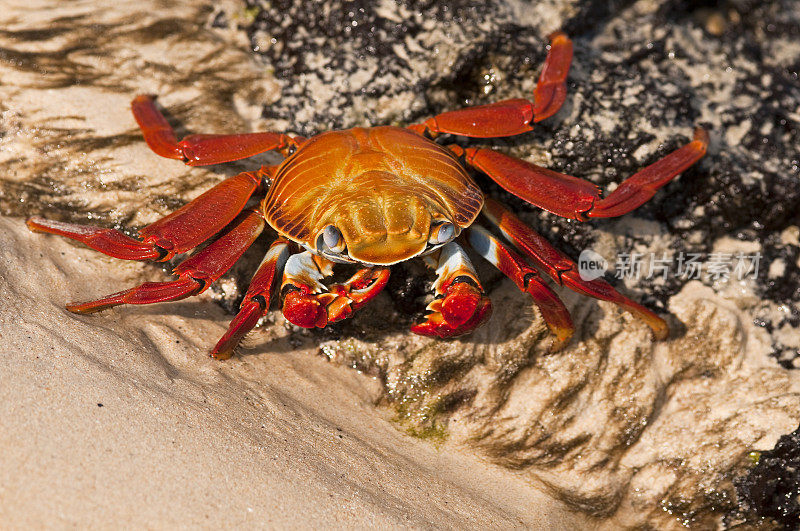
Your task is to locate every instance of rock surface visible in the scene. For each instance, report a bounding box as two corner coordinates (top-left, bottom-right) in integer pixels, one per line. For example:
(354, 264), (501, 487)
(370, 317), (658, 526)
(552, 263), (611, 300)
(737, 424), (800, 527)
(1, 0), (799, 528)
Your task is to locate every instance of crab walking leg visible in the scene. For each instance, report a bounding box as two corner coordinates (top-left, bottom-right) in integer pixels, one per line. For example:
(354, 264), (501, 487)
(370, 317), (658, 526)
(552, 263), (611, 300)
(280, 252), (390, 328)
(452, 128), (708, 220)
(586, 128), (709, 218)
(132, 95), (304, 165)
(411, 242), (493, 338)
(211, 238), (290, 360)
(27, 170), (263, 262)
(66, 209), (265, 314)
(467, 225), (573, 350)
(531, 32), (574, 122)
(483, 198), (669, 339)
(407, 32), (572, 138)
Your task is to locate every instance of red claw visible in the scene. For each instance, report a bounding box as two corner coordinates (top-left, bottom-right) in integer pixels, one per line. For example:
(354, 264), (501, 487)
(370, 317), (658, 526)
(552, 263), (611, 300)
(282, 268), (390, 329)
(283, 289), (328, 329)
(411, 281), (493, 338)
(440, 282), (482, 327)
(326, 268), (390, 323)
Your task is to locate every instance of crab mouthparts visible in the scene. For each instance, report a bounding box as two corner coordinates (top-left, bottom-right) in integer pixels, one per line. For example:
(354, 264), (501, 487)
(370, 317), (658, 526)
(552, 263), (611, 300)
(322, 193), (443, 265)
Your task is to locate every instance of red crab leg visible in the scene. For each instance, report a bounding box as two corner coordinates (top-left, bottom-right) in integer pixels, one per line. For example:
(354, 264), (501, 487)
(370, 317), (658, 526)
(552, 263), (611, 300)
(407, 32), (572, 138)
(280, 251), (390, 328)
(452, 128), (708, 220)
(483, 198), (669, 340)
(466, 225), (573, 351)
(211, 238), (291, 360)
(132, 95), (303, 165)
(531, 31), (574, 122)
(411, 242), (493, 338)
(66, 209), (265, 314)
(27, 170), (263, 262)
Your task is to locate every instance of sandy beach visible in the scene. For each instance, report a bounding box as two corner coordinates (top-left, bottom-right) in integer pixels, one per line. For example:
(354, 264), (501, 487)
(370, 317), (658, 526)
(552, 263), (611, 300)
(0, 217), (589, 528)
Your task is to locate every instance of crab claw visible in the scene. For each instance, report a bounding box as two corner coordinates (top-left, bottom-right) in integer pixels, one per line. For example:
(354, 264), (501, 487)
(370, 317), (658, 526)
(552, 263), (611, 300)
(411, 280), (493, 338)
(326, 268), (391, 323)
(283, 287), (330, 328)
(282, 266), (390, 329)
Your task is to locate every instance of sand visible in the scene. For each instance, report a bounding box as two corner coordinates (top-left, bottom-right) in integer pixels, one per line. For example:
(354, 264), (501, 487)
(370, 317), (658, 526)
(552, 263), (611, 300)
(0, 216), (587, 527)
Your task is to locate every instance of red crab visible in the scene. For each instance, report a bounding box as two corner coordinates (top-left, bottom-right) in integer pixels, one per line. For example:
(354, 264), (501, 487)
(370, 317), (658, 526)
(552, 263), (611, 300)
(27, 33), (708, 358)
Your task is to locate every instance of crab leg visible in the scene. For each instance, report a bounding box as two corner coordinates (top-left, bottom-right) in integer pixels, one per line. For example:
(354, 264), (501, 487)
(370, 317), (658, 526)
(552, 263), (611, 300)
(408, 32), (572, 138)
(211, 238), (290, 360)
(453, 128), (708, 220)
(531, 32), (574, 122)
(66, 209), (265, 314)
(411, 242), (493, 338)
(132, 95), (303, 165)
(27, 170), (263, 261)
(483, 198), (669, 340)
(466, 225), (573, 350)
(280, 251), (390, 328)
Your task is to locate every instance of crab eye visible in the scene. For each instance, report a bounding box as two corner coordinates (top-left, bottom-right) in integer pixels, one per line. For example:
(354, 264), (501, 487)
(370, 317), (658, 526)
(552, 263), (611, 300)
(429, 222), (455, 245)
(320, 225), (346, 252)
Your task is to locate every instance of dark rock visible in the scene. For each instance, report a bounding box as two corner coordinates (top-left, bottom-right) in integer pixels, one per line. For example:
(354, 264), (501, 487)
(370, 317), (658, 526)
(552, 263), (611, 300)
(737, 424), (800, 529)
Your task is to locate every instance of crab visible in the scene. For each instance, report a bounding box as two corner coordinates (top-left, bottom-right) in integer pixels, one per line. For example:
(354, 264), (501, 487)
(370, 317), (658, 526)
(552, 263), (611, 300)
(27, 32), (708, 359)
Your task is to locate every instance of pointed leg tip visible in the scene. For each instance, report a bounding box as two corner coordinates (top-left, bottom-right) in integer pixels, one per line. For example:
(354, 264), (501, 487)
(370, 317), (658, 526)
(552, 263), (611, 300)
(132, 94), (157, 104)
(548, 31), (570, 44)
(636, 309), (669, 341)
(210, 301), (267, 361)
(26, 216), (52, 233)
(210, 334), (239, 360)
(66, 301), (109, 314)
(651, 319), (670, 341)
(209, 347), (234, 361)
(693, 127), (710, 147)
(547, 328), (574, 353)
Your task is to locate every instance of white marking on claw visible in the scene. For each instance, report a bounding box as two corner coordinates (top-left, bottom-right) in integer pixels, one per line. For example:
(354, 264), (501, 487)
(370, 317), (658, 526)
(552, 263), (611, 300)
(283, 251), (328, 293)
(433, 241), (479, 294)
